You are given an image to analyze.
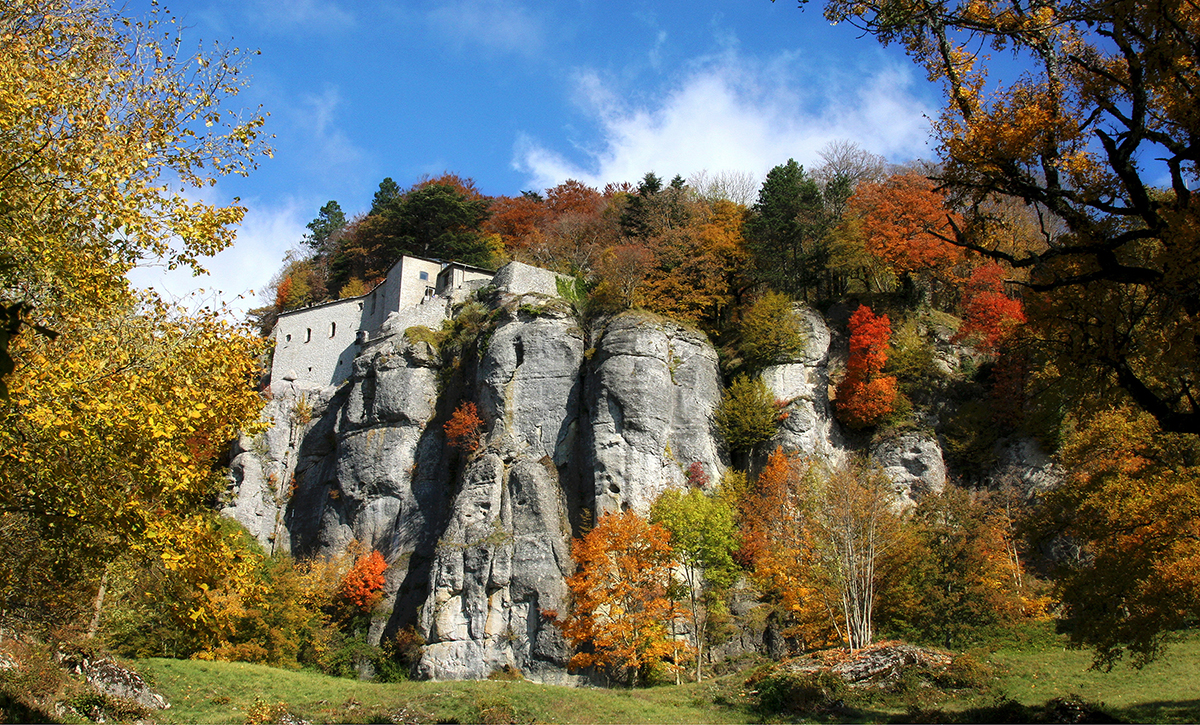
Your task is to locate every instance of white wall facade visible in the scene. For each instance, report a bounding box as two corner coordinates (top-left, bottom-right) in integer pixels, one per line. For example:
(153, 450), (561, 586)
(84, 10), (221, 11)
(272, 297), (366, 386)
(270, 255), (493, 389)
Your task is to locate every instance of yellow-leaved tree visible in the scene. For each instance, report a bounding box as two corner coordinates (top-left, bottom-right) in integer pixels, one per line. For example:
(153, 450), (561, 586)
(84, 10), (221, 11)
(0, 0), (270, 385)
(0, 300), (268, 634)
(0, 0), (271, 636)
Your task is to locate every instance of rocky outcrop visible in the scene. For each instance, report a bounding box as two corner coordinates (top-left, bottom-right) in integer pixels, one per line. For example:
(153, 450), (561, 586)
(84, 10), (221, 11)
(58, 654), (169, 711)
(417, 298), (582, 682)
(986, 437), (1062, 498)
(869, 432), (947, 509)
(761, 304), (845, 463)
(586, 312), (725, 515)
(226, 262), (1060, 684)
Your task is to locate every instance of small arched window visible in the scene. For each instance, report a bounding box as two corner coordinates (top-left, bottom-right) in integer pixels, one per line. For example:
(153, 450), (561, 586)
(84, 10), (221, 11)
(305, 328), (312, 343)
(330, 321), (337, 338)
(285, 333), (292, 342)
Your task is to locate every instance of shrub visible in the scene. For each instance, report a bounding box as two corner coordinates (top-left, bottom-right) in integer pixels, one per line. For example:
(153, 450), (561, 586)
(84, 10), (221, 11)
(334, 550), (387, 618)
(714, 375), (778, 455)
(752, 670), (849, 716)
(739, 291), (805, 370)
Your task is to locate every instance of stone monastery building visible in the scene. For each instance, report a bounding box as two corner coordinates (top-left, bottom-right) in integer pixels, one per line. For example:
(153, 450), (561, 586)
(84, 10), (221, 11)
(271, 255), (494, 387)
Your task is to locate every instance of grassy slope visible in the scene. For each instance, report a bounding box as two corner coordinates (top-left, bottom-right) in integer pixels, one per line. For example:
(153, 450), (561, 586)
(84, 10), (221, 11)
(984, 627), (1200, 723)
(134, 627), (1200, 724)
(136, 659), (751, 724)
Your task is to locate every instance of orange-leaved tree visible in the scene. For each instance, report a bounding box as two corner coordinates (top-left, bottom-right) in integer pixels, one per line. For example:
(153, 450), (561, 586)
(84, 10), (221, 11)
(558, 511), (686, 686)
(444, 401), (483, 454)
(737, 448), (836, 650)
(848, 172), (964, 303)
(834, 305), (897, 428)
(334, 550), (387, 621)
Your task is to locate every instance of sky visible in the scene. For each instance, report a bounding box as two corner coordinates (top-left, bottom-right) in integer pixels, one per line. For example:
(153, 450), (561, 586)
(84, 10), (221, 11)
(125, 0), (945, 317)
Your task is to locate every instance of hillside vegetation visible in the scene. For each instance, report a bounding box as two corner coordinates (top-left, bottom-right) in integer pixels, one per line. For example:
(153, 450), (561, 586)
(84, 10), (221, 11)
(2, 0), (1199, 721)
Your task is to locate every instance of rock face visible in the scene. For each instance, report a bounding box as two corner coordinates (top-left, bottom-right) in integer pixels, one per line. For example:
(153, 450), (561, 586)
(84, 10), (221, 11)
(226, 267), (1055, 683)
(869, 432), (947, 509)
(586, 312), (725, 515)
(986, 437), (1062, 498)
(761, 304), (845, 463)
(417, 297), (583, 681)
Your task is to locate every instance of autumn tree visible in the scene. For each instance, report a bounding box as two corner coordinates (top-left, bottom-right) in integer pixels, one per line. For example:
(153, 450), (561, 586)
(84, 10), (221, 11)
(334, 550), (388, 622)
(810, 461), (901, 651)
(847, 172), (964, 305)
(738, 448), (836, 650)
(1030, 407), (1200, 667)
(0, 300), (268, 634)
(820, 0), (1200, 435)
(0, 0), (269, 387)
(484, 194), (548, 253)
(640, 200), (750, 331)
(954, 263), (1026, 353)
(590, 244), (655, 311)
(879, 487), (1046, 648)
(650, 488), (738, 681)
(834, 305), (897, 429)
(559, 511), (685, 686)
(444, 401), (484, 454)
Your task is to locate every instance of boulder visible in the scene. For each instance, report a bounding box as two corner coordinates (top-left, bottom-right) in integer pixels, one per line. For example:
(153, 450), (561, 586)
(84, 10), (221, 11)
(60, 655), (169, 711)
(491, 261), (570, 298)
(869, 432), (947, 509)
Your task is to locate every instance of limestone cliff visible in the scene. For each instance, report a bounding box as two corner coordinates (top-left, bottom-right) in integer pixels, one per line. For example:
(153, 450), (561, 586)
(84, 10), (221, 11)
(225, 265), (974, 681)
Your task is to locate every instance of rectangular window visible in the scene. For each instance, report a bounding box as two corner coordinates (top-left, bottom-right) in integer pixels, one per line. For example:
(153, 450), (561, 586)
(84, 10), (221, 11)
(419, 270), (429, 281)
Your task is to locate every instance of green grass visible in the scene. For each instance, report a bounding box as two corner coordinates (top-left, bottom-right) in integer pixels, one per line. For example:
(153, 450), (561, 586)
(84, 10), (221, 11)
(983, 625), (1200, 723)
(133, 626), (1200, 724)
(135, 659), (752, 724)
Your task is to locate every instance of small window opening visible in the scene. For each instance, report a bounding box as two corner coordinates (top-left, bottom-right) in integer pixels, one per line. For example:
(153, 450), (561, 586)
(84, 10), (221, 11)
(305, 328), (312, 343)
(419, 270), (429, 281)
(285, 333), (292, 342)
(330, 321), (337, 338)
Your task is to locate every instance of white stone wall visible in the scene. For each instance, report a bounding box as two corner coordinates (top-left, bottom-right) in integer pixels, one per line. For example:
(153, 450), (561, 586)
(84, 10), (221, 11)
(269, 256), (498, 388)
(272, 297), (366, 386)
(491, 261), (570, 297)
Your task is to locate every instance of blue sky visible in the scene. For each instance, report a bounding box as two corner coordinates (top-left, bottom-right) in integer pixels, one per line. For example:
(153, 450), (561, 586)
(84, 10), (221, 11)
(127, 0), (945, 315)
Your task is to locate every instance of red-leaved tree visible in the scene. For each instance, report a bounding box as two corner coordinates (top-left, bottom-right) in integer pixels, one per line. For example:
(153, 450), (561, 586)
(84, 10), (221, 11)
(444, 401), (483, 453)
(954, 263), (1026, 353)
(835, 305), (897, 428)
(335, 550), (387, 617)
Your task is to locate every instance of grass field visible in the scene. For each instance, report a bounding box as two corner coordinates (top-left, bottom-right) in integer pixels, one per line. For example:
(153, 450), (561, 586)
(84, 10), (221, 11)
(130, 625), (1200, 724)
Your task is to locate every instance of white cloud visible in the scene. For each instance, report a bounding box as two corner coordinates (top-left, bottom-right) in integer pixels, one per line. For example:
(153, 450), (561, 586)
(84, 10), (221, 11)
(127, 198), (307, 319)
(426, 0), (545, 58)
(243, 0), (354, 35)
(290, 85), (364, 176)
(514, 50), (935, 191)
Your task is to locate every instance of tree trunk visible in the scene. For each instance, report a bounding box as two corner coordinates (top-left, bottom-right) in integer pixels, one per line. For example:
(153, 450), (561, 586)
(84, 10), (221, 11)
(86, 569), (109, 640)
